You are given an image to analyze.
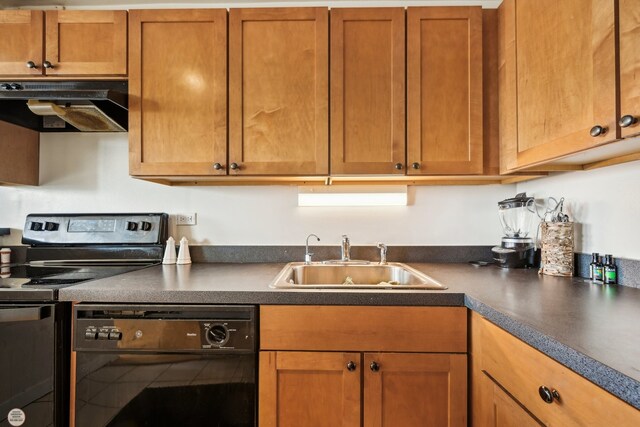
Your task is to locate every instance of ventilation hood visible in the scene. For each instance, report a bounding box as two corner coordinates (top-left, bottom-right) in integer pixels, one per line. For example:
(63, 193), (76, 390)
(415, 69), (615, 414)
(0, 81), (127, 132)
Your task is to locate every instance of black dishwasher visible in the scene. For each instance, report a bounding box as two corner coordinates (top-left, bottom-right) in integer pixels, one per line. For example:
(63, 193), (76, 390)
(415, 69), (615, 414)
(73, 305), (256, 427)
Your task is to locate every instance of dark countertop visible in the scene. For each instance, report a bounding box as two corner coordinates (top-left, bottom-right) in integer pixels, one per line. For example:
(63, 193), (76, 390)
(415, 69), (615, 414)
(58, 262), (640, 410)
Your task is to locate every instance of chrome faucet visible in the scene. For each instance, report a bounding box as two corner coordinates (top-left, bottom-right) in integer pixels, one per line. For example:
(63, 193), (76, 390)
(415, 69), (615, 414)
(377, 242), (387, 265)
(341, 235), (351, 262)
(305, 234), (320, 264)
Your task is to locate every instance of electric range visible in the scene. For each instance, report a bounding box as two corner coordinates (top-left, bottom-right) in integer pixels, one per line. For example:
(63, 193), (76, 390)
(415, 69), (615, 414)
(0, 213), (168, 427)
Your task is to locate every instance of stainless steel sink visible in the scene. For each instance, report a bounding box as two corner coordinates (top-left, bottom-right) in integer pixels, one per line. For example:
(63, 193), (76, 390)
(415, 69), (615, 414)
(269, 262), (447, 290)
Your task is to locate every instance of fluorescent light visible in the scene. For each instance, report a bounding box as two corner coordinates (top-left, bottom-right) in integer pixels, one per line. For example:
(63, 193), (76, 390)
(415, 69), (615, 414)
(298, 186), (408, 207)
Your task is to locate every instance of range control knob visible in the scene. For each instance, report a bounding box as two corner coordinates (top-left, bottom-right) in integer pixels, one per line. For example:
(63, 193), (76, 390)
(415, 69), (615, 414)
(126, 221), (138, 231)
(206, 324), (228, 345)
(140, 221), (152, 231)
(44, 221), (59, 231)
(0, 83), (11, 90)
(30, 221), (44, 231)
(84, 328), (98, 340)
(9, 83), (22, 90)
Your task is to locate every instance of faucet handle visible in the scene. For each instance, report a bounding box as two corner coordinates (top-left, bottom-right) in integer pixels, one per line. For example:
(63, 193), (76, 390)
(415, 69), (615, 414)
(377, 242), (387, 265)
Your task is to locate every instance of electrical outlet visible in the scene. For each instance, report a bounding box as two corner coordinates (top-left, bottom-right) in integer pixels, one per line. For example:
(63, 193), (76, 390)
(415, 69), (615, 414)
(176, 213), (197, 226)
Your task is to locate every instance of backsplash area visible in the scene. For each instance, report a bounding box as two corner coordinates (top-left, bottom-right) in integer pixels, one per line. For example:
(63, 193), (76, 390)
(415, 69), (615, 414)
(0, 133), (511, 247)
(1, 134), (639, 283)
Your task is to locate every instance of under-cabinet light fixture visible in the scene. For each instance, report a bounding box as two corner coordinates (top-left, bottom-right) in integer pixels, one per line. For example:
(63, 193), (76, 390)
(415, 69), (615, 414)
(298, 186), (408, 207)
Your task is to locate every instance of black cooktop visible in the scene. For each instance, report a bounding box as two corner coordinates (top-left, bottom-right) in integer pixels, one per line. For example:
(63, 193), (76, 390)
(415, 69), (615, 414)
(0, 263), (157, 300)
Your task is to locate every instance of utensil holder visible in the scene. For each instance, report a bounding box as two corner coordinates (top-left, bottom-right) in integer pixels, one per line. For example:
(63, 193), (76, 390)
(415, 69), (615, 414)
(539, 222), (574, 277)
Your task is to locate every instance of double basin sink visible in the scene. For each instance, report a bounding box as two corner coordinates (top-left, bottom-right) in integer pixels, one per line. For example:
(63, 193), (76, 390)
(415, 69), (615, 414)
(269, 262), (447, 290)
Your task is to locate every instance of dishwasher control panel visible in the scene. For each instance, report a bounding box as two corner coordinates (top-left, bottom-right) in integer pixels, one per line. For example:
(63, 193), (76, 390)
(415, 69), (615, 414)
(74, 305), (256, 354)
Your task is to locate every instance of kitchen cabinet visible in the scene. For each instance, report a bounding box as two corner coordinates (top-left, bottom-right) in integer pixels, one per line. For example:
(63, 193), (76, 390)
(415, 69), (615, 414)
(330, 8), (405, 175)
(229, 8), (328, 176)
(0, 120), (39, 185)
(0, 10), (127, 76)
(407, 7), (483, 175)
(499, 0), (620, 172)
(128, 9), (228, 176)
(476, 372), (543, 427)
(470, 312), (640, 426)
(259, 306), (467, 427)
(619, 0), (640, 139)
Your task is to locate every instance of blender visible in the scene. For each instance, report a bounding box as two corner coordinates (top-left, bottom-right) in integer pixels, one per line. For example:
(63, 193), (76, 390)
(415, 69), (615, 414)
(492, 193), (537, 268)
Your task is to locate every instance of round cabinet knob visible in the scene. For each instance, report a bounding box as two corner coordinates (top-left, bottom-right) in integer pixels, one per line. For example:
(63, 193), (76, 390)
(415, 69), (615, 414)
(394, 163), (403, 170)
(412, 162), (420, 170)
(206, 324), (228, 345)
(43, 61), (54, 69)
(370, 361), (380, 372)
(230, 163), (239, 170)
(619, 115), (638, 128)
(213, 162), (223, 170)
(538, 386), (560, 404)
(346, 361), (356, 372)
(590, 125), (607, 137)
(26, 61), (37, 69)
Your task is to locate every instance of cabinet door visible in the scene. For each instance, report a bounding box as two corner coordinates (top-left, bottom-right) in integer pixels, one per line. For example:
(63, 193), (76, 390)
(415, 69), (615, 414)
(364, 353), (467, 427)
(0, 121), (39, 185)
(129, 10), (228, 176)
(501, 0), (617, 171)
(619, 0), (640, 138)
(44, 11), (127, 76)
(229, 8), (328, 175)
(407, 7), (483, 175)
(476, 371), (543, 427)
(330, 8), (405, 175)
(0, 10), (43, 76)
(259, 351), (360, 427)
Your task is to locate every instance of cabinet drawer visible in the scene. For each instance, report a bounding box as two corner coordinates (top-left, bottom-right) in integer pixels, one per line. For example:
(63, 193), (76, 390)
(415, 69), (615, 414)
(260, 306), (466, 352)
(475, 314), (639, 426)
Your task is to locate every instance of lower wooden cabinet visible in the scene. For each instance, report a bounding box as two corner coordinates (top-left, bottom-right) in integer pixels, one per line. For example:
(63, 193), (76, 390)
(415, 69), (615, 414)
(259, 306), (467, 427)
(470, 312), (640, 426)
(476, 370), (543, 427)
(259, 351), (466, 427)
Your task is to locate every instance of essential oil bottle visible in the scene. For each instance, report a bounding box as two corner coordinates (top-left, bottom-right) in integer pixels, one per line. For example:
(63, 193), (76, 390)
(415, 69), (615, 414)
(604, 255), (618, 285)
(589, 253), (599, 280)
(593, 255), (604, 283)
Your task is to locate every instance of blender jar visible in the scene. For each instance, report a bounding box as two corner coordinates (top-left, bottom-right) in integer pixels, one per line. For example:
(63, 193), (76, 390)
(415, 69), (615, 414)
(498, 193), (535, 238)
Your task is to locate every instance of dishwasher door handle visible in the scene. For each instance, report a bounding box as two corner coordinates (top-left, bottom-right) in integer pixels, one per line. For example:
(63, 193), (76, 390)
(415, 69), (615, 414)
(0, 306), (51, 323)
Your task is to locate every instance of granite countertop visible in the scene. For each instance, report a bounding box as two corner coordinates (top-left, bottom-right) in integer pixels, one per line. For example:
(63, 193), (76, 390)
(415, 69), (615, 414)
(58, 262), (640, 410)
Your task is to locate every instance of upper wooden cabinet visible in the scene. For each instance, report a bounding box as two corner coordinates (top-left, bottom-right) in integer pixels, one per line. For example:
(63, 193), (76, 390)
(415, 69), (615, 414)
(128, 9), (228, 176)
(499, 0), (618, 172)
(229, 8), (328, 176)
(330, 8), (405, 175)
(0, 10), (127, 76)
(619, 0), (640, 139)
(407, 7), (483, 175)
(0, 11), (43, 76)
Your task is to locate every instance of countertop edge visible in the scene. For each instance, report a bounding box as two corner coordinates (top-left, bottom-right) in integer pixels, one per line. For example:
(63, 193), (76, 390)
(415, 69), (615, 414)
(465, 295), (640, 409)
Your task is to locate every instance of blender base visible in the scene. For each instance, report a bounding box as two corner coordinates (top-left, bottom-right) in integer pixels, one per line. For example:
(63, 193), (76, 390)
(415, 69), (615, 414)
(492, 246), (537, 269)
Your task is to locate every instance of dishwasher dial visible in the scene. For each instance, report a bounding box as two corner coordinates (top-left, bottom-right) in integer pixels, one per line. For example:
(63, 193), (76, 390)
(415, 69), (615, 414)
(206, 324), (229, 346)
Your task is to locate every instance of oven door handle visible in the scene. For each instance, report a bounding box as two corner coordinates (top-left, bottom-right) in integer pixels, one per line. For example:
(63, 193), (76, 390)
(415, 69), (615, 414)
(0, 306), (51, 323)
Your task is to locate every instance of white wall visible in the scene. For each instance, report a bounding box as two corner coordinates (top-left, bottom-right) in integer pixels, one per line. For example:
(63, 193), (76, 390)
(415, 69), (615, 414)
(0, 133), (512, 246)
(516, 161), (640, 260)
